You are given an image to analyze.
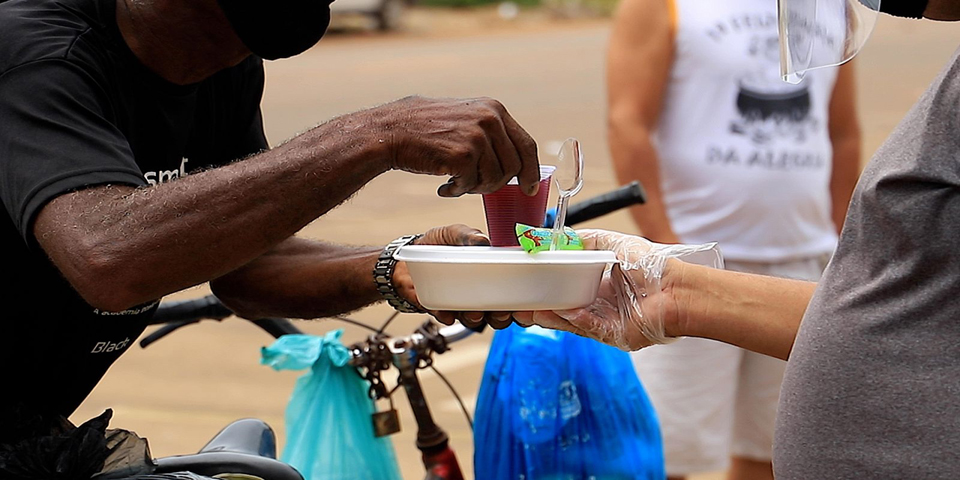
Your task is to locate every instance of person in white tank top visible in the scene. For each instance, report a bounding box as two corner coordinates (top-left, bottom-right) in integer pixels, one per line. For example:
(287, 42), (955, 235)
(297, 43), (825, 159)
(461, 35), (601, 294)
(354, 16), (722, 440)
(606, 0), (861, 479)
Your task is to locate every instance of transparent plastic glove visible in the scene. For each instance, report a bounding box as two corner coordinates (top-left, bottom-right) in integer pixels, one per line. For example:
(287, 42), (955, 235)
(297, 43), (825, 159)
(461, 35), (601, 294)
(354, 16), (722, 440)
(514, 229), (723, 351)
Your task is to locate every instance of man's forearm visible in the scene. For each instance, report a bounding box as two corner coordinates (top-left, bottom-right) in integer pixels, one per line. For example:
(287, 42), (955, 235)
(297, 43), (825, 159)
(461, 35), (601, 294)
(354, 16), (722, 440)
(673, 263), (817, 360)
(35, 113), (389, 312)
(210, 223), (491, 319)
(211, 237), (382, 319)
(35, 96), (540, 312)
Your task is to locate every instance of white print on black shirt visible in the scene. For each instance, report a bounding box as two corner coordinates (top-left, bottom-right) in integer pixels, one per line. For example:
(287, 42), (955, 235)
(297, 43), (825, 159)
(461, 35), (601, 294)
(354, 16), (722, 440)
(144, 157), (189, 185)
(92, 300), (159, 316)
(91, 337), (131, 354)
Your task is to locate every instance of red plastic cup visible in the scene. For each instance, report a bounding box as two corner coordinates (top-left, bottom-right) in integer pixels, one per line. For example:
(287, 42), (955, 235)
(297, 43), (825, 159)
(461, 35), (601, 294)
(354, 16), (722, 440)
(482, 165), (555, 247)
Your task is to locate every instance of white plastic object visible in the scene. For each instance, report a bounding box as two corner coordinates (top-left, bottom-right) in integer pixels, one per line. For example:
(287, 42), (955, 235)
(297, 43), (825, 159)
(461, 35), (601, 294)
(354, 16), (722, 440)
(394, 245), (617, 311)
(550, 137), (584, 250)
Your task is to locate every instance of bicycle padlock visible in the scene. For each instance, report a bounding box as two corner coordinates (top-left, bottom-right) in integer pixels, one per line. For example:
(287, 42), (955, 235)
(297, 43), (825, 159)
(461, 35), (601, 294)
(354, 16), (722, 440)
(372, 393), (402, 437)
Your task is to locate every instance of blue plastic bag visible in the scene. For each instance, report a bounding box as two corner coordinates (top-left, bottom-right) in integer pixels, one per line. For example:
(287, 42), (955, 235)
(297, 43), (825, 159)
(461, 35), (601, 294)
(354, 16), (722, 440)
(474, 325), (665, 480)
(261, 331), (402, 480)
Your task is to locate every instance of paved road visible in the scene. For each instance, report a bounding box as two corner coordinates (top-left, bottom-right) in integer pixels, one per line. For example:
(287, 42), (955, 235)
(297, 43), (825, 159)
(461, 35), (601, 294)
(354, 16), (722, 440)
(72, 12), (958, 480)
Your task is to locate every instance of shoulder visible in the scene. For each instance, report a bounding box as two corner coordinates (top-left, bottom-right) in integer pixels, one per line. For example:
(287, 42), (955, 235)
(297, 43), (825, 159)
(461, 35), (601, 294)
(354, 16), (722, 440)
(0, 0), (112, 77)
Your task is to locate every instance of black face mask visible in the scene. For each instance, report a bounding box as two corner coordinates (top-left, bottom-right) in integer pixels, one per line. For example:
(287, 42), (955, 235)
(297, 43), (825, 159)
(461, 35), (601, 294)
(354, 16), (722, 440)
(217, 0), (332, 60)
(877, 0), (930, 18)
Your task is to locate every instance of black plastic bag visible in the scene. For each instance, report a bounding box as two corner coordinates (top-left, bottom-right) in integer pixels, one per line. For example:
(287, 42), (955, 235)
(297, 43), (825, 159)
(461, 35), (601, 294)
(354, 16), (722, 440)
(0, 409), (162, 480)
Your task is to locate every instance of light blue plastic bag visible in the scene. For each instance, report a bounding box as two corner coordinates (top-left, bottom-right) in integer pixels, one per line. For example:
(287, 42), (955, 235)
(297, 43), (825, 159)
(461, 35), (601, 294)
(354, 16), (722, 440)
(261, 331), (402, 480)
(474, 325), (665, 480)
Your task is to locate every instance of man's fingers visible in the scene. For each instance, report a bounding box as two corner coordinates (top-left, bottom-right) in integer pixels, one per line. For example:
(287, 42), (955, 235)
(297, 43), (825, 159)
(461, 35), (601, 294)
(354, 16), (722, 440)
(459, 311), (485, 329)
(383, 96), (538, 198)
(486, 312), (513, 329)
(474, 137), (505, 194)
(421, 224), (490, 246)
(437, 176), (468, 198)
(484, 116), (523, 194)
(500, 109), (540, 196)
(431, 311), (457, 326)
(437, 144), (480, 197)
(512, 311), (534, 328)
(512, 311), (534, 324)
(463, 231), (491, 246)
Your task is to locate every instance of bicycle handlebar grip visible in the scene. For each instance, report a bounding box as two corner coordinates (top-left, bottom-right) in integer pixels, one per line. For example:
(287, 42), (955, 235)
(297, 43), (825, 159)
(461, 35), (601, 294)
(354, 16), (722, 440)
(150, 295), (234, 325)
(544, 181), (647, 228)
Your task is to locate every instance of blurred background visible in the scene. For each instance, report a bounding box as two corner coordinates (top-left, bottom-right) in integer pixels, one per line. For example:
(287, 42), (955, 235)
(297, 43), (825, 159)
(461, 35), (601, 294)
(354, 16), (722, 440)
(72, 5), (958, 479)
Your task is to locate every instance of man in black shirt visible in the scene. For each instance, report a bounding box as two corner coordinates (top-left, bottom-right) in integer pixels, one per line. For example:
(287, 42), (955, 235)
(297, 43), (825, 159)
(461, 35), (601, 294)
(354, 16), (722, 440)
(0, 0), (540, 440)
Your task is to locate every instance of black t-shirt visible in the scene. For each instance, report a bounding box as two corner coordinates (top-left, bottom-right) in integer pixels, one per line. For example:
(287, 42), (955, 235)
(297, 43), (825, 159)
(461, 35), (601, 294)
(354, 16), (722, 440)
(0, 0), (268, 429)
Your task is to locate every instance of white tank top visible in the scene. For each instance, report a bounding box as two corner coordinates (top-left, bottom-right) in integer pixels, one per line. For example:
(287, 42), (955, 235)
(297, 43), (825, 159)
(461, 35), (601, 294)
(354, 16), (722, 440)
(656, 0), (840, 262)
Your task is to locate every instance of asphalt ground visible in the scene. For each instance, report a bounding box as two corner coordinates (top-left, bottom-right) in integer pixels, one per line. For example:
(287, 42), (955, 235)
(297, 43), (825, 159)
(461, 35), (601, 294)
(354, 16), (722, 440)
(71, 9), (958, 479)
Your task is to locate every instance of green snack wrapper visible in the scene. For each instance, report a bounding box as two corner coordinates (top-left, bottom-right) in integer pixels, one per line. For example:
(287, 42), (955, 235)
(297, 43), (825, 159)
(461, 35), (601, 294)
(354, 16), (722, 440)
(516, 224), (584, 253)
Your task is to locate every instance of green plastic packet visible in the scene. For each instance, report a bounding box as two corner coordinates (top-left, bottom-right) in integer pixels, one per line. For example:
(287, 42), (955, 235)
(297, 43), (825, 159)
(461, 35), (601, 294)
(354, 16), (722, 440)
(516, 224), (584, 253)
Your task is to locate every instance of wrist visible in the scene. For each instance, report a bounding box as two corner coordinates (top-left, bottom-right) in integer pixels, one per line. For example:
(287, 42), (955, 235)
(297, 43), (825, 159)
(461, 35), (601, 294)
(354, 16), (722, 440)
(667, 259), (704, 338)
(374, 234), (425, 314)
(307, 111), (395, 176)
(364, 102), (404, 172)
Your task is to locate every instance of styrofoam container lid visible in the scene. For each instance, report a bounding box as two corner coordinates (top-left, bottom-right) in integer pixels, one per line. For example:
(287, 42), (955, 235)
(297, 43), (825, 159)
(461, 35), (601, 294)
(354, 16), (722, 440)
(394, 245), (617, 265)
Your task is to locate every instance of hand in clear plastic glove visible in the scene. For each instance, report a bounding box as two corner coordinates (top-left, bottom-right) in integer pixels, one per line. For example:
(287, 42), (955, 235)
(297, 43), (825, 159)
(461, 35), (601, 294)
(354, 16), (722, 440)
(512, 229), (722, 351)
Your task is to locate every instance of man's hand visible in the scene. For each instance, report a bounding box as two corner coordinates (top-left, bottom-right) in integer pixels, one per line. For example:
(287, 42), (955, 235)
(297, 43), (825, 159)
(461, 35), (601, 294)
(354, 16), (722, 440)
(390, 224), (514, 329)
(376, 96), (541, 198)
(392, 225), (489, 307)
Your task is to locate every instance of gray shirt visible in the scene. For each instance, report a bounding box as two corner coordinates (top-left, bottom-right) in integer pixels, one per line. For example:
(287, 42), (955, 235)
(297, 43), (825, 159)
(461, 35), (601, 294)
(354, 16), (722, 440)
(775, 46), (960, 479)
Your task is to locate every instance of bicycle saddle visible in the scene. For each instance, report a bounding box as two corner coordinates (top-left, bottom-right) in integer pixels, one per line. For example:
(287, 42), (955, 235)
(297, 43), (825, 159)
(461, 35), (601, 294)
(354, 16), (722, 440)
(155, 419), (303, 480)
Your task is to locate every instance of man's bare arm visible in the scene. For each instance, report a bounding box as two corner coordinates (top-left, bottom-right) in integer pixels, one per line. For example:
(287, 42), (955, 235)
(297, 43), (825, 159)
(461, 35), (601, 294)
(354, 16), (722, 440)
(209, 238), (382, 320)
(209, 224), (489, 319)
(34, 97), (539, 312)
(607, 0), (678, 243)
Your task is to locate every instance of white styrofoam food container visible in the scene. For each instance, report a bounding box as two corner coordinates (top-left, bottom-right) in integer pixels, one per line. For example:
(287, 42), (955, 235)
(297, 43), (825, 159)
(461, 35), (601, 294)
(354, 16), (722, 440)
(394, 245), (618, 311)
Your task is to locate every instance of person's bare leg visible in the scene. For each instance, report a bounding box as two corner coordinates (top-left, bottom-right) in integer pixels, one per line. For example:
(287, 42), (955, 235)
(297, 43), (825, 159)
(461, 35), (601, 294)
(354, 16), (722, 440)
(726, 457), (774, 480)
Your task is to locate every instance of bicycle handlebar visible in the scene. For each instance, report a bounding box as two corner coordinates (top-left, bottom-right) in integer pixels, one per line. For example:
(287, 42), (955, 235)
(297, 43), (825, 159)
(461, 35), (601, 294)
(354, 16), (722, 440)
(149, 295), (232, 325)
(544, 181), (646, 228)
(140, 296), (235, 348)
